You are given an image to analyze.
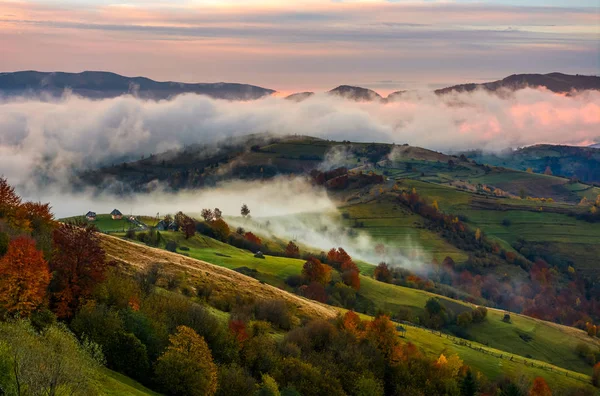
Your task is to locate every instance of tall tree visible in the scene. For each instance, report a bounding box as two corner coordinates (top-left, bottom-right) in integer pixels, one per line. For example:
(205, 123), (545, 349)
(201, 209), (215, 223)
(241, 204), (250, 218)
(50, 224), (109, 318)
(155, 325), (218, 396)
(285, 241), (300, 258)
(0, 237), (51, 317)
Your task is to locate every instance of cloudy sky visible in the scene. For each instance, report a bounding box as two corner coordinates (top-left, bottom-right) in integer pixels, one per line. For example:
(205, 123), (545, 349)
(0, 0), (598, 93)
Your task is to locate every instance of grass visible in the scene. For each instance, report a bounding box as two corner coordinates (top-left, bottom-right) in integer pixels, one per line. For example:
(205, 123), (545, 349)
(99, 368), (161, 396)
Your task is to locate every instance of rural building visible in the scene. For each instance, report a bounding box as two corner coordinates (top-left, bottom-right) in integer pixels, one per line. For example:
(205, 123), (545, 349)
(111, 209), (123, 220)
(85, 211), (97, 221)
(156, 220), (167, 231)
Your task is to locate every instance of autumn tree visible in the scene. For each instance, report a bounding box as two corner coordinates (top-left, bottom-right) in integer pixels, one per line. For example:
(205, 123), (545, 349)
(211, 218), (230, 242)
(182, 216), (196, 239)
(49, 224), (109, 318)
(302, 257), (331, 285)
(213, 208), (223, 220)
(0, 237), (51, 317)
(327, 247), (360, 290)
(543, 166), (553, 176)
(528, 377), (551, 396)
(155, 325), (218, 396)
(201, 209), (215, 223)
(366, 315), (400, 361)
(229, 320), (249, 344)
(374, 262), (392, 283)
(241, 204), (250, 218)
(285, 241), (300, 258)
(244, 232), (262, 246)
(593, 362), (600, 387)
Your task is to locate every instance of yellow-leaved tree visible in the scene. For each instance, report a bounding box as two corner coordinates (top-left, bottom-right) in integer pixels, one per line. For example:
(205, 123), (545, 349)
(155, 325), (218, 396)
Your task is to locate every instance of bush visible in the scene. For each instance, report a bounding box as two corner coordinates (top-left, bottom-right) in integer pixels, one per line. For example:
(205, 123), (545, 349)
(502, 313), (511, 323)
(179, 246), (190, 251)
(125, 229), (136, 239)
(502, 218), (512, 227)
(254, 300), (294, 330)
(165, 240), (177, 252)
(216, 364), (256, 396)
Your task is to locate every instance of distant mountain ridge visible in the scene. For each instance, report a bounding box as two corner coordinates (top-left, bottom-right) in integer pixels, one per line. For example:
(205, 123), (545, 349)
(435, 73), (600, 95)
(1, 71), (597, 102)
(0, 70), (276, 100)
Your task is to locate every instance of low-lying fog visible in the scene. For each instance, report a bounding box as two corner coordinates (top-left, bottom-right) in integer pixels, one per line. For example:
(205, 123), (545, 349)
(2, 88), (598, 267)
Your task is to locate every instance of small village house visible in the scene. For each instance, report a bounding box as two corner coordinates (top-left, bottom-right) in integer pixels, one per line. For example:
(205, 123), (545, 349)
(111, 209), (123, 220)
(85, 211), (97, 221)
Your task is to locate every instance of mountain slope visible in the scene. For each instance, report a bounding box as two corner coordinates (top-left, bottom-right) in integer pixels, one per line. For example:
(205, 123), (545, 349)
(0, 71), (276, 100)
(436, 72), (600, 95)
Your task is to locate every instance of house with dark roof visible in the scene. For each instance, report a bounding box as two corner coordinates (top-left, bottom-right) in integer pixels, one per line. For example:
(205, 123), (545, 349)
(85, 211), (97, 221)
(110, 209), (123, 220)
(156, 220), (167, 231)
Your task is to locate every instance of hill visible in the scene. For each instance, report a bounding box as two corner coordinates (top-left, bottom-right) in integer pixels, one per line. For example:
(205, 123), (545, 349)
(436, 73), (600, 95)
(0, 71), (276, 100)
(327, 85), (383, 101)
(463, 144), (600, 184)
(95, 230), (599, 393)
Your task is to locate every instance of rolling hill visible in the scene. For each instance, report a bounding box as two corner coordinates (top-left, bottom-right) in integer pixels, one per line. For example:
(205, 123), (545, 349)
(92, 228), (599, 393)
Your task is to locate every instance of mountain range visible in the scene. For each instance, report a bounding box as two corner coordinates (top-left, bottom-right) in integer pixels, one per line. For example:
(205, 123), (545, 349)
(0, 71), (598, 101)
(0, 70), (275, 100)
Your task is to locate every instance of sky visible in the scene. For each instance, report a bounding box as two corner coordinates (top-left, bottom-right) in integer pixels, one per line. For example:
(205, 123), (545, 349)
(0, 0), (598, 93)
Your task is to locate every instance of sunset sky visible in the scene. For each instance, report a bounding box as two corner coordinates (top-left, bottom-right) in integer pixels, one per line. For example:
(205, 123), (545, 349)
(1, 0), (598, 93)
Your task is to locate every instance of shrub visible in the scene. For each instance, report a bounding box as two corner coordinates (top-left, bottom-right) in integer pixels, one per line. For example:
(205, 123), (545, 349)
(125, 228), (136, 239)
(216, 364), (256, 396)
(179, 246), (190, 251)
(502, 313), (511, 323)
(165, 240), (177, 252)
(254, 300), (293, 331)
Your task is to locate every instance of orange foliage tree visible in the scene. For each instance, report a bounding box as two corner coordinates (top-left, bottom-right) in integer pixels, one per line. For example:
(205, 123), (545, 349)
(285, 241), (300, 258)
(244, 232), (262, 246)
(327, 247), (360, 290)
(229, 319), (249, 343)
(528, 377), (552, 396)
(302, 257), (331, 285)
(49, 224), (109, 318)
(374, 262), (393, 283)
(593, 362), (600, 388)
(0, 236), (51, 317)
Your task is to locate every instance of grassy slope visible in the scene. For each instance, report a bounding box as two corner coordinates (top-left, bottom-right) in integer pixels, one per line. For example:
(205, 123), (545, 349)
(386, 179), (600, 274)
(99, 369), (160, 396)
(99, 232), (598, 393)
(124, 231), (600, 378)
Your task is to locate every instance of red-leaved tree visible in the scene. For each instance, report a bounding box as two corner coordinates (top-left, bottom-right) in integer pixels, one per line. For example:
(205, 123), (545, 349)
(0, 236), (51, 317)
(50, 224), (109, 318)
(302, 257), (331, 285)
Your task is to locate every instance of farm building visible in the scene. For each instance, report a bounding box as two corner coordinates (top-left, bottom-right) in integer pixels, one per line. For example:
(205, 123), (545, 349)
(156, 220), (167, 231)
(111, 209), (123, 220)
(85, 211), (97, 221)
